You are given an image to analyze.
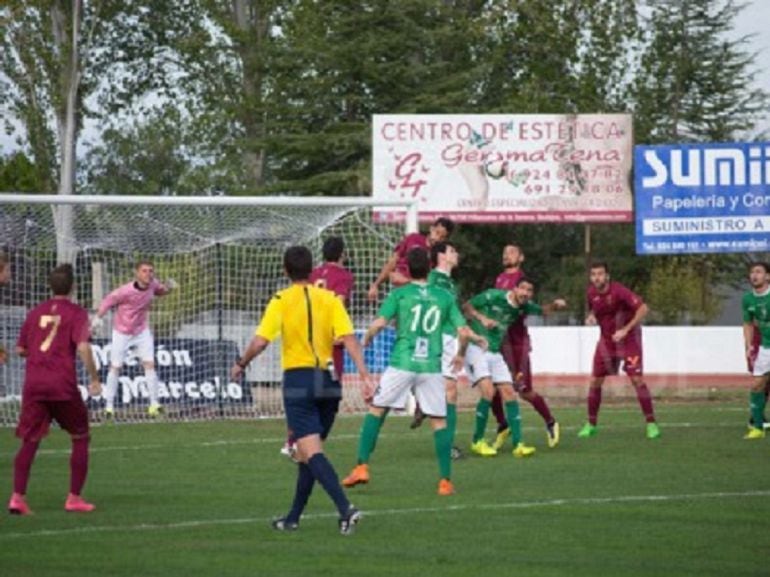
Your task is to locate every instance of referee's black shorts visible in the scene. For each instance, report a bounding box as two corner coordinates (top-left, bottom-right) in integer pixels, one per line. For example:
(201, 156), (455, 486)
(283, 368), (342, 440)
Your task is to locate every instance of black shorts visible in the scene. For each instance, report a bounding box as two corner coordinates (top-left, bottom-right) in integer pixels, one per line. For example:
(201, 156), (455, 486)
(283, 368), (341, 441)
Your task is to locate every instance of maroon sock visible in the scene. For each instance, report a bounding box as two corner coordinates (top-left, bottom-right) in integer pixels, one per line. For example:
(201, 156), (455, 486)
(526, 393), (554, 425)
(14, 440), (40, 494)
(635, 383), (656, 423)
(70, 437), (89, 496)
(587, 387), (602, 426)
(491, 392), (508, 431)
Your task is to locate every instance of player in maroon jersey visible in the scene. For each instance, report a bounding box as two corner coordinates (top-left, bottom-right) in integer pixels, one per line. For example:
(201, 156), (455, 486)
(493, 244), (560, 449)
(578, 261), (660, 439)
(366, 217), (455, 302)
(280, 237), (355, 460)
(0, 252), (10, 365)
(8, 264), (102, 515)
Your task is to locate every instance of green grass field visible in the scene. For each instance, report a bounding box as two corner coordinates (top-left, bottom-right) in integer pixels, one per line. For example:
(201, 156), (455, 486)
(1, 402), (769, 577)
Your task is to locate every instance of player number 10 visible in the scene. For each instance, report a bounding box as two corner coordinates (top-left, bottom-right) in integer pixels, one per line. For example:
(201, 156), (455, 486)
(409, 304), (441, 334)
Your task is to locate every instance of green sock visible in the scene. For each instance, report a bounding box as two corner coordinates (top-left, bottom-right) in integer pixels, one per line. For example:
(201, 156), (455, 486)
(357, 413), (384, 464)
(505, 400), (522, 445)
(473, 398), (491, 443)
(750, 391), (766, 429)
(446, 403), (457, 441)
(433, 426), (452, 480)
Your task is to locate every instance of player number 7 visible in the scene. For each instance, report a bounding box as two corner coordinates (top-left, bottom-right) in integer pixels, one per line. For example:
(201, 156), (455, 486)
(39, 314), (61, 352)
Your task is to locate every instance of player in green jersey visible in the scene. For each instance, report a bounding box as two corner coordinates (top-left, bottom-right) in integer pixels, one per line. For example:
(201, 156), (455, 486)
(462, 278), (566, 457)
(742, 262), (770, 440)
(343, 248), (485, 496)
(426, 242), (464, 458)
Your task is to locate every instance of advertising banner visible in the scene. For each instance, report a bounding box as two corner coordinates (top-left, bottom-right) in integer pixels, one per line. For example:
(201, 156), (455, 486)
(635, 142), (770, 254)
(372, 114), (633, 223)
(80, 338), (248, 407)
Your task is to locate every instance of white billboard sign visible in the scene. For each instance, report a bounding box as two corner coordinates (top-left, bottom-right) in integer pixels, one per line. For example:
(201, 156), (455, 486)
(372, 114), (633, 223)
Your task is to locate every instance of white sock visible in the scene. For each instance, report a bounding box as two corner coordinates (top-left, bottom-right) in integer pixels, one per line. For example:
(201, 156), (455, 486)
(146, 369), (159, 406)
(104, 370), (119, 410)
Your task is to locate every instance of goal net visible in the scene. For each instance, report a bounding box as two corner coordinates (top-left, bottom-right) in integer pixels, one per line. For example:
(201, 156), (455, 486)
(0, 195), (416, 426)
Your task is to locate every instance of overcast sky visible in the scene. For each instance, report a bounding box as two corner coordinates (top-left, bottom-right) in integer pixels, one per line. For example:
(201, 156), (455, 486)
(1, 1), (769, 157)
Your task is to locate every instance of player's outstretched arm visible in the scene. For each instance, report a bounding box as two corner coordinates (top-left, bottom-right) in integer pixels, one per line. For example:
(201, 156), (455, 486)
(462, 301), (497, 329)
(362, 317), (387, 348)
(368, 253), (398, 302)
(341, 333), (375, 404)
(77, 342), (102, 396)
(541, 298), (567, 316)
(744, 322), (756, 359)
(231, 336), (270, 380)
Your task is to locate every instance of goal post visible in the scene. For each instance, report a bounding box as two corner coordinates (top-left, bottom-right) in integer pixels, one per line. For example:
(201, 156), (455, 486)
(0, 194), (418, 425)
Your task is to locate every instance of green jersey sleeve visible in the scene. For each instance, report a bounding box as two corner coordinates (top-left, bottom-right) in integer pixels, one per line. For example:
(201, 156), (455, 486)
(523, 301), (543, 316)
(378, 290), (399, 321)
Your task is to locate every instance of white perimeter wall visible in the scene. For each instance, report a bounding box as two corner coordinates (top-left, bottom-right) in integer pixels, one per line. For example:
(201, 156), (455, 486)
(528, 327), (747, 375)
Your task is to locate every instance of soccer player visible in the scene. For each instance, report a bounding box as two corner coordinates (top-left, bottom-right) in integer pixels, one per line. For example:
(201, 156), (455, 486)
(742, 261), (770, 439)
(91, 260), (176, 418)
(427, 241), (464, 459)
(366, 216), (455, 301)
(230, 246), (374, 535)
(0, 251), (10, 365)
(343, 248), (485, 496)
(8, 264), (102, 515)
(493, 244), (560, 449)
(463, 278), (566, 457)
(578, 261), (660, 439)
(280, 236), (355, 459)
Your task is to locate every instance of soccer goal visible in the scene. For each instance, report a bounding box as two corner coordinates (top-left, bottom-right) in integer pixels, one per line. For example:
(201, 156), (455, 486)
(0, 194), (417, 425)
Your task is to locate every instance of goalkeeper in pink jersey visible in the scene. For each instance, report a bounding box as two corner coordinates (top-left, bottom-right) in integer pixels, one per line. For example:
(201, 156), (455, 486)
(91, 260), (176, 418)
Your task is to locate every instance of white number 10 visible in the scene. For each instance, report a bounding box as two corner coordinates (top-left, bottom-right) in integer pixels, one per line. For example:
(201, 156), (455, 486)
(409, 304), (441, 334)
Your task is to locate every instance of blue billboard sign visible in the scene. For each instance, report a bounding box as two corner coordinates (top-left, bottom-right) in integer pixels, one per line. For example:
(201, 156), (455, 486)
(635, 142), (770, 254)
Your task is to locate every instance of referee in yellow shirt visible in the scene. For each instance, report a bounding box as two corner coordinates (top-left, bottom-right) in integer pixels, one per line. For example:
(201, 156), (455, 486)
(231, 246), (374, 535)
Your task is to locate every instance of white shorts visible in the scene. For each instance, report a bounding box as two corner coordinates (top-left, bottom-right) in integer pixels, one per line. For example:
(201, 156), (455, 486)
(110, 328), (155, 368)
(753, 347), (770, 377)
(441, 334), (459, 380)
(464, 344), (512, 385)
(373, 367), (447, 417)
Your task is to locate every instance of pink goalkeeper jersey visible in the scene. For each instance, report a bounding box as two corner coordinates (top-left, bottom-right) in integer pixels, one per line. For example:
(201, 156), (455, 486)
(309, 263), (354, 304)
(97, 279), (167, 336)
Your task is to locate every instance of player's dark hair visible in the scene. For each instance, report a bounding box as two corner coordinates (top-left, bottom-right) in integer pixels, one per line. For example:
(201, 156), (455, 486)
(749, 261), (770, 274)
(407, 247), (430, 280)
(49, 264), (74, 296)
(590, 261), (609, 273)
(0, 251), (8, 269)
(135, 259), (154, 269)
(430, 241), (455, 267)
(515, 276), (535, 288)
(322, 236), (345, 262)
(284, 246), (313, 280)
(433, 217), (455, 236)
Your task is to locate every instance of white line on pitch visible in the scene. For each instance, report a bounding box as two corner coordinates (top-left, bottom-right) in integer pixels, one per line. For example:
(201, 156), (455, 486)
(1, 489), (769, 541)
(0, 420), (750, 457)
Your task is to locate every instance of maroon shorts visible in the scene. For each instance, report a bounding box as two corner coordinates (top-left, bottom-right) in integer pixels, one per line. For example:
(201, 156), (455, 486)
(16, 398), (90, 442)
(592, 340), (643, 378)
(502, 344), (533, 393)
(333, 345), (345, 380)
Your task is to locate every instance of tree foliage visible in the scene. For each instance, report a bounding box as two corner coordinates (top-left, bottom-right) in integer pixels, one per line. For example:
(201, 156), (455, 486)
(2, 0), (767, 321)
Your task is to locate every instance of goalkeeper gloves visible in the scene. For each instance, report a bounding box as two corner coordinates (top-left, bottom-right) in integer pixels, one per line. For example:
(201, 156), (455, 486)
(165, 278), (178, 291)
(90, 315), (104, 332)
